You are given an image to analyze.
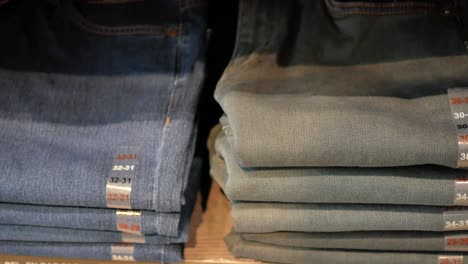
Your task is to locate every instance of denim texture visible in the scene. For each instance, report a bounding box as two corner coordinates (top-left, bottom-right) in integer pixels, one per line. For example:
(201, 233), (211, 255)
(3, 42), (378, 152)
(231, 203), (462, 233)
(208, 125), (466, 206)
(0, 224), (182, 245)
(0, 203), (179, 236)
(0, 0), (206, 212)
(215, 0), (468, 168)
(241, 231), (468, 252)
(0, 157), (201, 243)
(0, 241), (182, 262)
(210, 128), (468, 234)
(226, 233), (468, 264)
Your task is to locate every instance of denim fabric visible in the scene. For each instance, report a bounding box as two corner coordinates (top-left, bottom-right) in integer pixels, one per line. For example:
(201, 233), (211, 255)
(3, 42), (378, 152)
(0, 157), (203, 239)
(0, 157), (201, 243)
(231, 203), (462, 233)
(241, 231), (468, 252)
(0, 0), (206, 211)
(208, 125), (466, 206)
(0, 203), (178, 236)
(0, 241), (181, 262)
(215, 0), (468, 168)
(226, 233), (468, 264)
(0, 224), (182, 245)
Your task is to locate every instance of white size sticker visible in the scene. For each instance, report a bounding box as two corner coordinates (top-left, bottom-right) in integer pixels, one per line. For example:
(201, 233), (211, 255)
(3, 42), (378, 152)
(111, 243), (135, 261)
(448, 88), (468, 168)
(106, 147), (139, 209)
(439, 255), (464, 264)
(121, 233), (146, 244)
(444, 207), (468, 231)
(454, 176), (468, 205)
(116, 210), (143, 235)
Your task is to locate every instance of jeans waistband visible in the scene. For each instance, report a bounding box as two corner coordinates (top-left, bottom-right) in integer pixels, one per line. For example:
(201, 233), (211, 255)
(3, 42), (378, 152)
(232, 0), (467, 66)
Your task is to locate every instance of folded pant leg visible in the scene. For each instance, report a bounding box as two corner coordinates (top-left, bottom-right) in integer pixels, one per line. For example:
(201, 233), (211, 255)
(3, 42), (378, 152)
(209, 125), (467, 206)
(0, 241), (181, 262)
(226, 233), (467, 264)
(0, 0), (206, 212)
(241, 231), (468, 252)
(215, 0), (468, 168)
(0, 225), (183, 245)
(232, 203), (461, 233)
(0, 203), (178, 236)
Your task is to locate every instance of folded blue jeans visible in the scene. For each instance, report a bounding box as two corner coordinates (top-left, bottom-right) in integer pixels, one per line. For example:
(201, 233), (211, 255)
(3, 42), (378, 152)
(0, 203), (178, 236)
(0, 224), (184, 245)
(0, 157), (201, 242)
(0, 157), (203, 239)
(215, 0), (468, 168)
(0, 0), (205, 212)
(0, 241), (181, 262)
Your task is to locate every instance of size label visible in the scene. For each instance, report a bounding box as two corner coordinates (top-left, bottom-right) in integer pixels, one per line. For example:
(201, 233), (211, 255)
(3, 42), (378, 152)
(445, 235), (468, 251)
(448, 88), (468, 168)
(106, 147), (139, 209)
(111, 243), (135, 261)
(444, 207), (468, 231)
(454, 176), (468, 205)
(116, 210), (142, 235)
(439, 256), (464, 264)
(121, 233), (146, 244)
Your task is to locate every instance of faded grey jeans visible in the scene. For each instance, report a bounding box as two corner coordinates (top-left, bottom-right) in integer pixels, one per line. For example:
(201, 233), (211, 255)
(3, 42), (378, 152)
(240, 231), (468, 252)
(215, 0), (468, 168)
(209, 125), (468, 206)
(226, 233), (468, 264)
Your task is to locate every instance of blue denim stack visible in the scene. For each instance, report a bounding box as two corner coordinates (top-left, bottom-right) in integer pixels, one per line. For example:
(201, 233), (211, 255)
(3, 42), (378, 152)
(210, 0), (468, 263)
(0, 0), (206, 262)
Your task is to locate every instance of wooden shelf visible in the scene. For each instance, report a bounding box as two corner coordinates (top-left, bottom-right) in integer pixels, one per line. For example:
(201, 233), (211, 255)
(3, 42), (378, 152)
(184, 182), (262, 264)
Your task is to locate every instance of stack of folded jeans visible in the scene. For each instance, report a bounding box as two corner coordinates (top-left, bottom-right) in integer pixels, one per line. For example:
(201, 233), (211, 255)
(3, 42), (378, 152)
(210, 0), (468, 263)
(0, 0), (206, 262)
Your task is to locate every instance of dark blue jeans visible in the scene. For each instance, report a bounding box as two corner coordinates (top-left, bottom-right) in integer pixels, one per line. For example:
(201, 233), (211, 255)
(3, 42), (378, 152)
(0, 0), (206, 212)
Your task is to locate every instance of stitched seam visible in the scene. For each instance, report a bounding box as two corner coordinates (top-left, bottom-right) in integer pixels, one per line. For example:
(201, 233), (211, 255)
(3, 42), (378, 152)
(87, 0), (144, 4)
(164, 0), (184, 126)
(332, 1), (438, 8)
(181, 0), (206, 10)
(335, 8), (443, 15)
(68, 3), (180, 36)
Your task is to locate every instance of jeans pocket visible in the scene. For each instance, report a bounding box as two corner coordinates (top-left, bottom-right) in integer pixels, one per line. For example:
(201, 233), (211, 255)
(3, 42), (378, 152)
(65, 0), (180, 37)
(327, 0), (446, 16)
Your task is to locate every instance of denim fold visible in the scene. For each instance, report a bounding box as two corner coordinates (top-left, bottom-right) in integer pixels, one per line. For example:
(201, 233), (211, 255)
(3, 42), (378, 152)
(0, 241), (182, 262)
(226, 233), (468, 264)
(208, 125), (467, 206)
(215, 0), (468, 168)
(240, 231), (468, 252)
(0, 0), (206, 212)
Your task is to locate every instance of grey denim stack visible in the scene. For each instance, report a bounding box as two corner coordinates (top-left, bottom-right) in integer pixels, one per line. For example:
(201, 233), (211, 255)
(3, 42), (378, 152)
(210, 0), (468, 263)
(0, 0), (206, 262)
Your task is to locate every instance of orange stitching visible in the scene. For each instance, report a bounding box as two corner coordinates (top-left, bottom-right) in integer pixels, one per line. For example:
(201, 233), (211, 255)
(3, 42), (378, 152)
(335, 9), (442, 16)
(87, 0), (144, 4)
(69, 5), (180, 37)
(331, 1), (438, 8)
(181, 0), (206, 10)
